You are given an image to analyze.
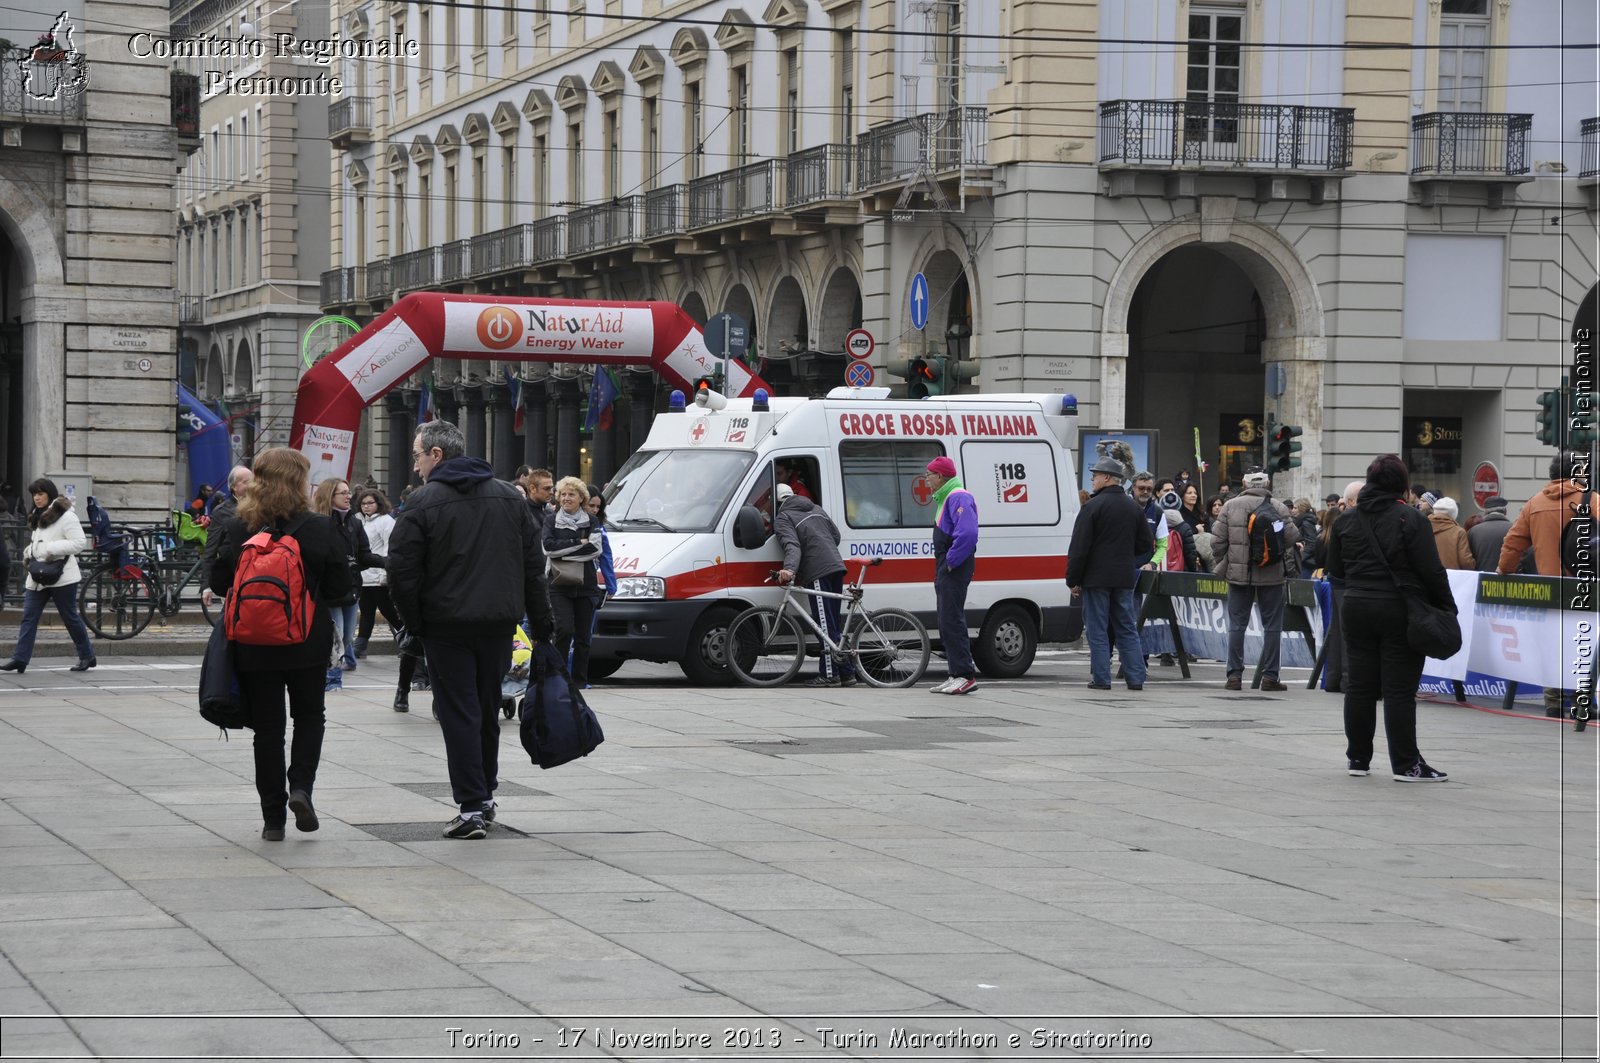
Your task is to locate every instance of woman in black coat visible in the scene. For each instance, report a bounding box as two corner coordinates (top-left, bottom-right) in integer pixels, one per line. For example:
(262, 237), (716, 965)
(209, 448), (354, 839)
(543, 475), (602, 685)
(1326, 453), (1456, 783)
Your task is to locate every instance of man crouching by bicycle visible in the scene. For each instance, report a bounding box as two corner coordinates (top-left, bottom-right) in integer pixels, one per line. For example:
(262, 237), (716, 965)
(773, 483), (856, 688)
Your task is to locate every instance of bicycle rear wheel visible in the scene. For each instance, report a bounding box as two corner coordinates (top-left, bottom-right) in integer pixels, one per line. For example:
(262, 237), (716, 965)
(849, 607), (930, 688)
(77, 563), (156, 640)
(725, 607), (807, 687)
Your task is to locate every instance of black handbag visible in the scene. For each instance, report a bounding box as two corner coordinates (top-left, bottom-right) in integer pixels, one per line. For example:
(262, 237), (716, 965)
(27, 556), (66, 586)
(519, 641), (604, 769)
(1353, 510), (1462, 660)
(199, 621), (251, 731)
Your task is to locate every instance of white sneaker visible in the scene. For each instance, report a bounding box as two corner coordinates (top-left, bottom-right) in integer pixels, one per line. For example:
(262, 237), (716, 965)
(929, 676), (959, 693)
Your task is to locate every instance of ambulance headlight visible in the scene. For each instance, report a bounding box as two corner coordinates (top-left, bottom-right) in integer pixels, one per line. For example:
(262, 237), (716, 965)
(613, 577), (665, 599)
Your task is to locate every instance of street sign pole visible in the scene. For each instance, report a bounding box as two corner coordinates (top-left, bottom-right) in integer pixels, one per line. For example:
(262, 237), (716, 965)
(722, 316), (730, 394)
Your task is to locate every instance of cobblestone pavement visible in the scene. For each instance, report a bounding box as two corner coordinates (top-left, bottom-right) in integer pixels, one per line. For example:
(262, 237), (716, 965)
(0, 647), (1594, 1061)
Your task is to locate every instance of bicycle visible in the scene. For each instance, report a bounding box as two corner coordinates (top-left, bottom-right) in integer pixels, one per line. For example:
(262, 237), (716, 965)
(77, 523), (217, 640)
(725, 557), (930, 688)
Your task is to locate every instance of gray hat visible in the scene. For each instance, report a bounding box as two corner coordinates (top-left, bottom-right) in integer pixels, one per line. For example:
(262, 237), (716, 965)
(1242, 467), (1271, 489)
(1090, 456), (1127, 479)
(1483, 495), (1508, 511)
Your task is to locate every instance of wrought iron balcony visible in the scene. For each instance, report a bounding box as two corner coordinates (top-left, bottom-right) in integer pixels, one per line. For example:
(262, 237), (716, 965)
(567, 197), (641, 255)
(178, 294), (203, 324)
(328, 96), (373, 148)
(438, 238), (472, 284)
(391, 247), (439, 292)
(643, 185), (686, 239)
(0, 42), (87, 122)
(1411, 112), (1532, 177)
(688, 160), (779, 228)
(319, 267), (361, 308)
(857, 107), (989, 188)
(470, 221), (560, 275)
(1581, 118), (1599, 180)
(362, 258), (390, 301)
(787, 144), (854, 206)
(1098, 101), (1354, 171)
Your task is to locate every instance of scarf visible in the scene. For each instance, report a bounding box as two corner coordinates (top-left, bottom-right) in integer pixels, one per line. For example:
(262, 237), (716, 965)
(932, 476), (964, 516)
(553, 507), (590, 532)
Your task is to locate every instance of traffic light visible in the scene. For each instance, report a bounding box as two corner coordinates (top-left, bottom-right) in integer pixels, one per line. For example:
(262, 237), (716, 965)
(1536, 389), (1563, 447)
(1271, 423), (1304, 473)
(909, 356), (943, 399)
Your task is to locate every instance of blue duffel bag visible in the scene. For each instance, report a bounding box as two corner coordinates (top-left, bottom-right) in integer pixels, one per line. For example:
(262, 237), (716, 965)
(519, 641), (604, 769)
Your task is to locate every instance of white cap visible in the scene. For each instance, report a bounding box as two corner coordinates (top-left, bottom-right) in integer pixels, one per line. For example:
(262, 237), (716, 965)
(1432, 496), (1459, 521)
(1242, 470), (1271, 489)
(775, 483), (794, 503)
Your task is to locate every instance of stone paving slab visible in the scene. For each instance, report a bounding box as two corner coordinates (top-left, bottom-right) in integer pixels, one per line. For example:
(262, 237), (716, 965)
(0, 650), (1596, 1060)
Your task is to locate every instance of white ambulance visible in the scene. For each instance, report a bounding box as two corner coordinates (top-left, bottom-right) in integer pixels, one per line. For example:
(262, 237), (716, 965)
(591, 387), (1085, 683)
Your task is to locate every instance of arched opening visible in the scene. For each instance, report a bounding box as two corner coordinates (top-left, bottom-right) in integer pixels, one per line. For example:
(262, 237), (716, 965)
(1127, 245), (1264, 484)
(765, 276), (807, 354)
(815, 267), (862, 353)
(0, 224), (24, 494)
(204, 344), (225, 399)
(231, 340), (256, 461)
(680, 291), (708, 327)
(918, 249), (968, 358)
(723, 282), (757, 357)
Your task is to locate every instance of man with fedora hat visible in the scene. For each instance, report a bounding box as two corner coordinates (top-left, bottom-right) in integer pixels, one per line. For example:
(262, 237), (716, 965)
(1067, 456), (1155, 690)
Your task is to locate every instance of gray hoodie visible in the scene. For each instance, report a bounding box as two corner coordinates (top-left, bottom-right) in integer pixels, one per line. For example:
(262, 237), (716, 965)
(775, 496), (846, 585)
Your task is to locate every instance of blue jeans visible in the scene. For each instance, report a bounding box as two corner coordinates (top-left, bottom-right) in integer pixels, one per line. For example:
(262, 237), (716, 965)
(1082, 586), (1145, 687)
(326, 601), (358, 686)
(1226, 582), (1286, 680)
(11, 584), (95, 663)
(807, 571), (852, 681)
(935, 557), (975, 679)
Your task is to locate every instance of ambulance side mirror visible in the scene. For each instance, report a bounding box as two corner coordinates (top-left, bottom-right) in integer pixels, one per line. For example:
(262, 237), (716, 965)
(733, 505), (770, 549)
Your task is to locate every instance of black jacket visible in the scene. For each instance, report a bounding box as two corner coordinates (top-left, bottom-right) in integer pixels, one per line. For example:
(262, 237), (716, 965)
(543, 509), (602, 599)
(325, 508), (381, 606)
(1327, 488), (1454, 610)
(208, 512), (353, 672)
(1467, 510), (1512, 573)
(1066, 483), (1155, 590)
(200, 495), (238, 584)
(387, 456), (554, 639)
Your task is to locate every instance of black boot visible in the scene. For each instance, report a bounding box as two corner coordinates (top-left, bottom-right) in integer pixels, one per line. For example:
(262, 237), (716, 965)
(0, 659), (26, 673)
(393, 689), (409, 713)
(70, 656), (96, 672)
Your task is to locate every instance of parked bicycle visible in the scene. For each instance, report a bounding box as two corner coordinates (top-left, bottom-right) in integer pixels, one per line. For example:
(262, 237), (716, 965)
(725, 557), (930, 688)
(77, 522), (216, 640)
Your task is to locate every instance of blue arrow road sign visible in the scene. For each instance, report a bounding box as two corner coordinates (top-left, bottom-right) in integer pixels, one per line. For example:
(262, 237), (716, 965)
(909, 272), (929, 331)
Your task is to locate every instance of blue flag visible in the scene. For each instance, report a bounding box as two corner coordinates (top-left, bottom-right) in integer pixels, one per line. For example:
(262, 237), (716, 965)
(416, 379), (433, 424)
(584, 366), (619, 431)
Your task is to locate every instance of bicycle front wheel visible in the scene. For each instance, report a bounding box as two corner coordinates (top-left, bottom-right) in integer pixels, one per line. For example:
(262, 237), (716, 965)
(725, 607), (807, 687)
(77, 563), (156, 640)
(849, 607), (930, 688)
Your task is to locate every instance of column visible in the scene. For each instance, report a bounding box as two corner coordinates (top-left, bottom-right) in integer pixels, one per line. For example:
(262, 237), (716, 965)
(523, 378), (550, 471)
(553, 377), (582, 478)
(625, 369), (657, 466)
(384, 390), (415, 501)
(491, 384), (517, 479)
(460, 383), (487, 458)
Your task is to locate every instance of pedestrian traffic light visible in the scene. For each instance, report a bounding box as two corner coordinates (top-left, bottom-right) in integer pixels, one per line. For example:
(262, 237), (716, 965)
(1271, 423), (1303, 472)
(1536, 389), (1563, 447)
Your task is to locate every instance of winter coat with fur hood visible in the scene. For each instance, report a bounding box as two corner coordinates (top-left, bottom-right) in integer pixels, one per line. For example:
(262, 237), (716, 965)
(23, 498), (88, 591)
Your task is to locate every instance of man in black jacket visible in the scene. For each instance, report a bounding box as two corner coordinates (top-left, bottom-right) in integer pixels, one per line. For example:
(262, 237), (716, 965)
(1467, 496), (1512, 573)
(1067, 457), (1155, 691)
(200, 465), (253, 610)
(389, 421), (555, 839)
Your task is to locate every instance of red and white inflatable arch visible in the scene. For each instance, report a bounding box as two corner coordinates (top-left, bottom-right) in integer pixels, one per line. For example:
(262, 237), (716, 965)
(289, 293), (770, 482)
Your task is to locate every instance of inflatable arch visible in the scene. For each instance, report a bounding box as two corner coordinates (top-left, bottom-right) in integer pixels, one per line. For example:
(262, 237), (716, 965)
(290, 293), (771, 481)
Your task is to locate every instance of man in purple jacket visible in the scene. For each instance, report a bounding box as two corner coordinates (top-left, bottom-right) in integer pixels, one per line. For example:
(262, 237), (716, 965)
(926, 455), (979, 695)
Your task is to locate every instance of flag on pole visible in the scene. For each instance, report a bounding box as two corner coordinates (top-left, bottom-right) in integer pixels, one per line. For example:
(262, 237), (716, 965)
(584, 366), (619, 432)
(505, 368), (525, 433)
(416, 379), (433, 424)
(1193, 427), (1208, 472)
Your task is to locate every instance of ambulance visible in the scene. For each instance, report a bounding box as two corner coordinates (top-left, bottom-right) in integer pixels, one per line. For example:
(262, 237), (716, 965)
(591, 387), (1085, 684)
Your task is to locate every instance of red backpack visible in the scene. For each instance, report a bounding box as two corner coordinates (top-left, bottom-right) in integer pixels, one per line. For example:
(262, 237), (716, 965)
(225, 520), (314, 646)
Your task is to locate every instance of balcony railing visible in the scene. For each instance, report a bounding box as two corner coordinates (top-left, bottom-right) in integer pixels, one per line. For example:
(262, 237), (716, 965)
(787, 144), (854, 206)
(328, 96), (372, 144)
(1411, 112), (1532, 177)
(1581, 118), (1599, 180)
(567, 197), (641, 254)
(320, 266), (361, 307)
(643, 185), (685, 238)
(0, 44), (88, 121)
(857, 107), (989, 188)
(391, 247), (439, 292)
(1098, 101), (1354, 171)
(171, 69), (199, 135)
(363, 257), (390, 301)
(178, 294), (203, 324)
(688, 160), (779, 228)
(438, 238), (472, 283)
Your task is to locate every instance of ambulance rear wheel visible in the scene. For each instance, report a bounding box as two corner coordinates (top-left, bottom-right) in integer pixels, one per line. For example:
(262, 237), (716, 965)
(681, 606), (738, 685)
(975, 604), (1036, 679)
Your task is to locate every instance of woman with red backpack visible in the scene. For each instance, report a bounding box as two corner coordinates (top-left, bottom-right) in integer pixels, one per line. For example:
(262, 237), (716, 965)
(209, 449), (354, 841)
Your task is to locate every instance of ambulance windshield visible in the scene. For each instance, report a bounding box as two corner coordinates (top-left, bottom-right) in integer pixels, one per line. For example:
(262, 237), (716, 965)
(606, 449), (757, 533)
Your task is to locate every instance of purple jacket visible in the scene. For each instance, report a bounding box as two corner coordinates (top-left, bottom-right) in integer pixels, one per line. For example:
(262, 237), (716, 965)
(933, 488), (979, 569)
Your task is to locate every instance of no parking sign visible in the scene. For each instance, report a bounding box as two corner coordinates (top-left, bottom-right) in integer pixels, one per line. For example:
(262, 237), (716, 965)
(845, 362), (875, 388)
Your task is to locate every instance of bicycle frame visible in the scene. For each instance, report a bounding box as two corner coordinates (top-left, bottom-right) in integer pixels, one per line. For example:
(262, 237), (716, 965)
(766, 558), (877, 661)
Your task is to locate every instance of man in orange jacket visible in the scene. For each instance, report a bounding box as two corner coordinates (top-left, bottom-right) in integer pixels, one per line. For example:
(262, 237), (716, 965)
(1497, 452), (1592, 577)
(1497, 451), (1592, 716)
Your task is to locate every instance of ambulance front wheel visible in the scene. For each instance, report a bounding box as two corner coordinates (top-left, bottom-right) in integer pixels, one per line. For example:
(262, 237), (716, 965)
(588, 656), (624, 681)
(681, 606), (738, 685)
(974, 604), (1037, 679)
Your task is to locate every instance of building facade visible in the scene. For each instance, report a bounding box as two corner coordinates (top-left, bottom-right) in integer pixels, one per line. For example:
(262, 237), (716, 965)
(171, 0), (332, 476)
(0, 0), (189, 518)
(321, 0), (1599, 509)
